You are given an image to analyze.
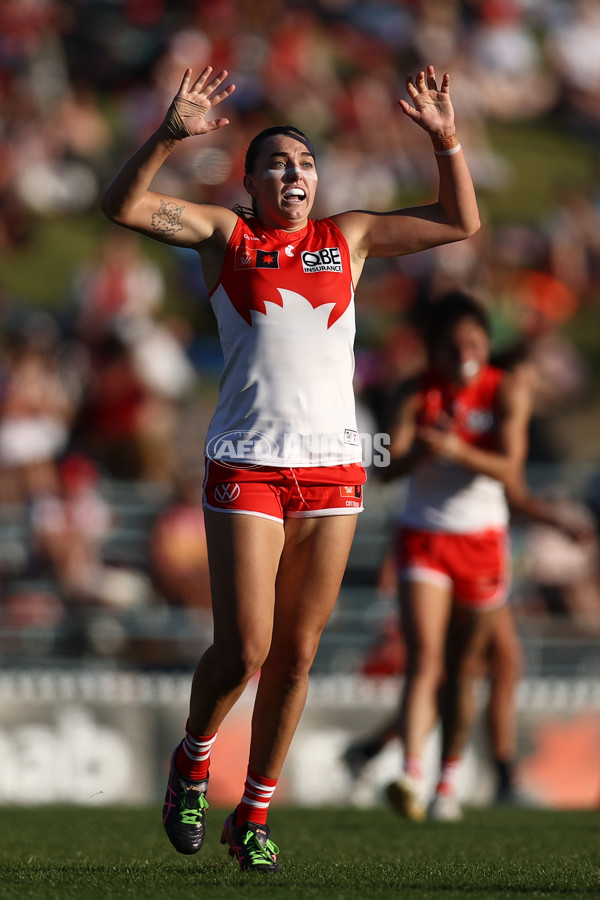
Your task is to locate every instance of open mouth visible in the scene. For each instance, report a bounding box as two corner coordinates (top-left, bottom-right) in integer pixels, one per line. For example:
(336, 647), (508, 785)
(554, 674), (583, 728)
(460, 360), (480, 378)
(282, 188), (306, 202)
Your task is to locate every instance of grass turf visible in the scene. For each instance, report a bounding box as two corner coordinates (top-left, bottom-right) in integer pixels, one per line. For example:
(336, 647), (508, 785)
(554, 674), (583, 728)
(0, 805), (598, 899)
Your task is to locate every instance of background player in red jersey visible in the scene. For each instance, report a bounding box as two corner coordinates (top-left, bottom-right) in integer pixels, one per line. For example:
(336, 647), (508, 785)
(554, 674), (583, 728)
(382, 292), (527, 821)
(347, 292), (591, 822)
(101, 65), (479, 869)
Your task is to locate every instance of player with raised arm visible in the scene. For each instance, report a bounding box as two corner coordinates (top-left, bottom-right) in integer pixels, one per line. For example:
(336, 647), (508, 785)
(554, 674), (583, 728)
(101, 65), (479, 870)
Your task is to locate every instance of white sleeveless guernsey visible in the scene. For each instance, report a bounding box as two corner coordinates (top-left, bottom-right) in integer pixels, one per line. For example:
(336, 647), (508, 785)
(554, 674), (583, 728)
(205, 215), (361, 467)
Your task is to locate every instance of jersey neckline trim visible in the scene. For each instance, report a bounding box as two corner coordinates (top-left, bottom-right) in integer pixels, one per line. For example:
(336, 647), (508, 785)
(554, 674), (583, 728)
(243, 216), (311, 243)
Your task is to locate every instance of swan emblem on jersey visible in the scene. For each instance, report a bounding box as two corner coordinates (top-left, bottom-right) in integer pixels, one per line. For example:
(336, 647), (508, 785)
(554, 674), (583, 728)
(226, 236), (349, 328)
(227, 285), (351, 329)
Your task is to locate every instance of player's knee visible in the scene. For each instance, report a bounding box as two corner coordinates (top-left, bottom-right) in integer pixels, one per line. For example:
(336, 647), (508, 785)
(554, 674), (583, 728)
(267, 637), (318, 683)
(449, 653), (482, 684)
(217, 640), (270, 688)
(407, 646), (445, 682)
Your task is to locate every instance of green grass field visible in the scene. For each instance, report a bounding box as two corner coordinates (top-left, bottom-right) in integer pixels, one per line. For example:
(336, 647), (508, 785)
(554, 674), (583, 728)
(1, 805), (598, 899)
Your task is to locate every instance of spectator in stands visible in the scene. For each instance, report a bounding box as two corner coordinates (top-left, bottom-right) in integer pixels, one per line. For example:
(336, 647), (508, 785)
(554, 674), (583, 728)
(545, 0), (600, 134)
(517, 493), (600, 637)
(0, 328), (74, 505)
(466, 0), (558, 122)
(149, 471), (211, 610)
(30, 452), (114, 604)
(68, 231), (165, 348)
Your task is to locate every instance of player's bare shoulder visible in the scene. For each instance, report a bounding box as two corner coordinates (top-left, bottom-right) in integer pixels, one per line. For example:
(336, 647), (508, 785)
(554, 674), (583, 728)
(497, 366), (533, 420)
(330, 210), (370, 254)
(194, 205), (238, 290)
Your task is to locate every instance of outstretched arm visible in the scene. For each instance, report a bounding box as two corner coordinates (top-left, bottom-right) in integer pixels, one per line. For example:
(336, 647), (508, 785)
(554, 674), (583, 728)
(335, 66), (480, 269)
(101, 67), (237, 248)
(506, 479), (598, 544)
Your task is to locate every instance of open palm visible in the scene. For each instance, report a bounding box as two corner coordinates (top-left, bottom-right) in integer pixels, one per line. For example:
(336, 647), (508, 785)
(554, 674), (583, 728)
(398, 65), (455, 136)
(171, 66), (236, 136)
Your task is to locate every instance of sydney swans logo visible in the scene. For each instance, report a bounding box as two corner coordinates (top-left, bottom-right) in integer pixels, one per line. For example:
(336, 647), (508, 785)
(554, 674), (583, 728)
(225, 242), (349, 327)
(226, 283), (351, 329)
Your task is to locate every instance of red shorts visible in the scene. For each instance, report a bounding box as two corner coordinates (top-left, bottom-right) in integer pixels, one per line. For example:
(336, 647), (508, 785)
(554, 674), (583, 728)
(396, 526), (510, 609)
(203, 458), (366, 522)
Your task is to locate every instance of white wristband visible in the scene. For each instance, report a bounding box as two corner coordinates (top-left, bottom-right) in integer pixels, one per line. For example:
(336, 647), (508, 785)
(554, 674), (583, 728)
(434, 143), (462, 156)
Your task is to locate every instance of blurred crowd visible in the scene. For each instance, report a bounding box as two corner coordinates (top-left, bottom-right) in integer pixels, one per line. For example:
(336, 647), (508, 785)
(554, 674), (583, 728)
(1, 0), (600, 667)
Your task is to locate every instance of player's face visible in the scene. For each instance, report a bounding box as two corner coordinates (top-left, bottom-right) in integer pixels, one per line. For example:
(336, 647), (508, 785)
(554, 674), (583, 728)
(244, 135), (317, 229)
(433, 317), (490, 386)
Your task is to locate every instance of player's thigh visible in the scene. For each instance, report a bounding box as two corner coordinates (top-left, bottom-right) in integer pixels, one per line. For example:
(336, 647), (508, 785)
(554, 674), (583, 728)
(273, 513), (358, 641)
(400, 577), (453, 665)
(204, 508), (285, 644)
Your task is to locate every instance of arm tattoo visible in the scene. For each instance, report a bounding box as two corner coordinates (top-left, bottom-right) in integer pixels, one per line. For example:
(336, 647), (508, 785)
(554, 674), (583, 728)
(152, 199), (184, 234)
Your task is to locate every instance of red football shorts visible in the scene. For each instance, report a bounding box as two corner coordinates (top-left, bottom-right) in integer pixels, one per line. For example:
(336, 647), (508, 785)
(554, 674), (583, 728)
(396, 526), (510, 609)
(203, 458), (366, 522)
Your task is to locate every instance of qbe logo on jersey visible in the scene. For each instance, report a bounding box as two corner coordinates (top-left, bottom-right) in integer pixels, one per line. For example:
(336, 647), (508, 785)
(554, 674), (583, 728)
(301, 247), (343, 273)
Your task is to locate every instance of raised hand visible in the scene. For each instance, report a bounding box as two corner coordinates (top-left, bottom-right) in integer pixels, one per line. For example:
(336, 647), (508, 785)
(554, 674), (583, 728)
(164, 67), (236, 140)
(398, 65), (455, 138)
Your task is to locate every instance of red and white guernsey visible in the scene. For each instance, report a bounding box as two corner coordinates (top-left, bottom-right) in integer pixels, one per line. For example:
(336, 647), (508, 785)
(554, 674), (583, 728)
(205, 215), (361, 467)
(400, 365), (509, 533)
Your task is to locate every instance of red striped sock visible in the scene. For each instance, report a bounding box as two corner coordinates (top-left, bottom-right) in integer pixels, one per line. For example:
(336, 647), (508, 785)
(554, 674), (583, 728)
(175, 722), (217, 782)
(436, 755), (461, 797)
(235, 768), (278, 826)
(404, 752), (424, 783)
